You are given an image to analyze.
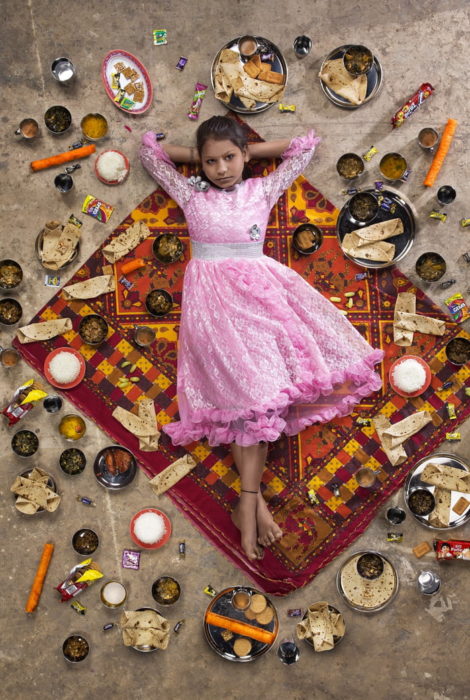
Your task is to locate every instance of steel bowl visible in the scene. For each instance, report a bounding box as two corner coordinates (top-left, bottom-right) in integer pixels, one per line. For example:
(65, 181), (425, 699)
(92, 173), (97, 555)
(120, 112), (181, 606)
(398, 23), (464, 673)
(0, 259), (23, 290)
(145, 289), (173, 317)
(292, 223), (323, 255)
(78, 314), (109, 346)
(0, 298), (22, 325)
(44, 105), (72, 134)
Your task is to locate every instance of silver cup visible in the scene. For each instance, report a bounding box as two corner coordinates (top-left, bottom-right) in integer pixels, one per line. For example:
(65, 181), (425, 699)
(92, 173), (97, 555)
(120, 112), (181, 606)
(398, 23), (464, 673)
(51, 57), (76, 82)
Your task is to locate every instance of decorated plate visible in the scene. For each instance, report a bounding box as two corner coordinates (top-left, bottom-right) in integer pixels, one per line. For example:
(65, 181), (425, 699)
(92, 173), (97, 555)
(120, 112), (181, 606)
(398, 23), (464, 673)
(44, 347), (86, 390)
(93, 445), (137, 489)
(319, 45), (383, 110)
(101, 49), (153, 114)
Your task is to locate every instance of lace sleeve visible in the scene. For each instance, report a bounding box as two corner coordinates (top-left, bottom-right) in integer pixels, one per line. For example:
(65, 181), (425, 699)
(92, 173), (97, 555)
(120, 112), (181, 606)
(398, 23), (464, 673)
(140, 132), (193, 209)
(261, 130), (320, 209)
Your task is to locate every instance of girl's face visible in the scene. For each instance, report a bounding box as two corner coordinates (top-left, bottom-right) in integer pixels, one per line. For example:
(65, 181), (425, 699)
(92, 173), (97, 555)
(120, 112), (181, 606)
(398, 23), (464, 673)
(200, 138), (248, 188)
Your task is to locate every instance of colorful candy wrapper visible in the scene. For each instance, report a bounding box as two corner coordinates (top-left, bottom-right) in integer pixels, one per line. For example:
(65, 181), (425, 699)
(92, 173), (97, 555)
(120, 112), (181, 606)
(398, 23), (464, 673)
(356, 417), (371, 426)
(444, 293), (470, 323)
(119, 275), (134, 291)
(176, 56), (188, 71)
(441, 381), (453, 390)
(76, 495), (96, 507)
(71, 600), (87, 615)
(179, 541), (186, 558)
(434, 538), (470, 561)
(153, 29), (167, 45)
(387, 532), (403, 542)
(103, 623), (114, 631)
(203, 585), (217, 597)
(82, 195), (114, 223)
(278, 103), (296, 112)
(44, 274), (61, 287)
(446, 432), (461, 441)
(429, 210), (447, 222)
(308, 489), (319, 505)
(2, 379), (47, 426)
(460, 218), (470, 228)
(464, 388), (470, 397)
(374, 181), (384, 191)
(111, 73), (121, 89)
(287, 608), (303, 617)
(462, 252), (470, 264)
(173, 619), (185, 634)
(187, 82), (207, 120)
(363, 146), (378, 161)
(391, 82), (434, 128)
(122, 549), (141, 570)
(120, 97), (135, 110)
(68, 213), (83, 228)
(355, 271), (369, 280)
(446, 403), (457, 420)
(56, 559), (103, 602)
(440, 279), (456, 290)
(155, 132), (166, 141)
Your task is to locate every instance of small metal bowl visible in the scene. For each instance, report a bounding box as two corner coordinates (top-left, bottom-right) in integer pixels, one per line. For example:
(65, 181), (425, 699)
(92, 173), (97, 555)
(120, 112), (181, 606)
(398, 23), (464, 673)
(62, 634), (89, 663)
(72, 528), (99, 555)
(152, 234), (184, 264)
(408, 488), (435, 516)
(44, 105), (72, 135)
(238, 35), (259, 58)
(343, 45), (374, 76)
(445, 337), (470, 366)
(356, 552), (384, 580)
(59, 448), (86, 476)
(0, 259), (23, 290)
(292, 224), (323, 255)
(385, 507), (406, 525)
(348, 192), (379, 224)
(151, 576), (181, 605)
(299, 604), (345, 649)
(379, 153), (408, 182)
(0, 297), (22, 325)
(58, 414), (87, 441)
(415, 252), (446, 282)
(11, 430), (39, 458)
(146, 289), (173, 317)
(51, 57), (76, 82)
(78, 314), (109, 346)
(336, 153), (364, 180)
(100, 580), (128, 608)
(81, 112), (108, 142)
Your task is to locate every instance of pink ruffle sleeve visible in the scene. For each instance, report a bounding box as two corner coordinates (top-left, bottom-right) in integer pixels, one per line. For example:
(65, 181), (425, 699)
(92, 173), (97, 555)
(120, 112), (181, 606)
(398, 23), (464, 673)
(140, 132), (193, 209)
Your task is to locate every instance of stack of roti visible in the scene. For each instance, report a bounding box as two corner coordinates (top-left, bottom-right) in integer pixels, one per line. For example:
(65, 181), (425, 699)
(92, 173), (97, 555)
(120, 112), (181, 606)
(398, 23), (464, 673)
(296, 602), (345, 652)
(214, 49), (285, 110)
(393, 292), (446, 346)
(16, 318), (72, 344)
(148, 454), (197, 494)
(420, 462), (470, 527)
(373, 411), (433, 466)
(39, 220), (81, 270)
(11, 468), (61, 514)
(340, 555), (396, 610)
(342, 218), (403, 262)
(319, 58), (367, 105)
(119, 609), (170, 649)
(112, 398), (160, 451)
(102, 220), (151, 263)
(62, 274), (115, 300)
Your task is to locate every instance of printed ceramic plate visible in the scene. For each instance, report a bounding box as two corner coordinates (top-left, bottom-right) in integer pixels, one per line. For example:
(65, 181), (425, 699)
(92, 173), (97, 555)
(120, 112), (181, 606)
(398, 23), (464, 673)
(101, 49), (153, 114)
(319, 45), (383, 109)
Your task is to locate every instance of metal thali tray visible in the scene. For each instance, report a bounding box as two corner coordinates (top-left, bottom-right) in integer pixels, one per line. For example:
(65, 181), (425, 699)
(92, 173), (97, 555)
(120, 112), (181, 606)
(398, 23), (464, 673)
(336, 188), (416, 269)
(336, 550), (399, 613)
(404, 453), (470, 530)
(319, 45), (383, 109)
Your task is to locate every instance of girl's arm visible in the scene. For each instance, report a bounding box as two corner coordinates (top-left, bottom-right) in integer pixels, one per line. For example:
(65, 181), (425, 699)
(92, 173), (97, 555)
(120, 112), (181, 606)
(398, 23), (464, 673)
(140, 132), (194, 208)
(160, 143), (200, 163)
(247, 139), (290, 160)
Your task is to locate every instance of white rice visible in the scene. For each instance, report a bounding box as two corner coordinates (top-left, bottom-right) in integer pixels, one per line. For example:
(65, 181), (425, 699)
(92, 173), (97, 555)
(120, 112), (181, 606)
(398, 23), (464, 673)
(392, 358), (426, 393)
(49, 351), (81, 384)
(133, 512), (166, 544)
(97, 151), (128, 182)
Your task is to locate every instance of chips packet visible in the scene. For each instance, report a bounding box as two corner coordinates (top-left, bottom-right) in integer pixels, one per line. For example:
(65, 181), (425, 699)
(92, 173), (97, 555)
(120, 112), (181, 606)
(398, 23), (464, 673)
(444, 293), (470, 323)
(2, 379), (48, 426)
(81, 195), (114, 223)
(55, 559), (103, 602)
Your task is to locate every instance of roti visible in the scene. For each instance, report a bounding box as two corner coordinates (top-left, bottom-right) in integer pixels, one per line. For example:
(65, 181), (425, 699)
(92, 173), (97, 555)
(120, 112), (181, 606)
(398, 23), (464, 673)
(319, 58), (367, 105)
(340, 555), (396, 609)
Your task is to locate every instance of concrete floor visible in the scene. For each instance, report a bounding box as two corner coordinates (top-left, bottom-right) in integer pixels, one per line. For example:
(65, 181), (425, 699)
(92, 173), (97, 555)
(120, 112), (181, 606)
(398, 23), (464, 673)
(1, 0), (469, 698)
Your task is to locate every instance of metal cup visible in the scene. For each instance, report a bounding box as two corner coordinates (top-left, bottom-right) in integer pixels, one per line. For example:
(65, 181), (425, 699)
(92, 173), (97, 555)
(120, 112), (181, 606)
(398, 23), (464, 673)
(51, 57), (76, 82)
(379, 153), (408, 182)
(15, 118), (39, 139)
(417, 570), (441, 595)
(54, 173), (74, 193)
(238, 35), (258, 58)
(293, 35), (312, 58)
(134, 326), (156, 347)
(0, 347), (20, 368)
(418, 127), (439, 152)
(355, 467), (377, 488)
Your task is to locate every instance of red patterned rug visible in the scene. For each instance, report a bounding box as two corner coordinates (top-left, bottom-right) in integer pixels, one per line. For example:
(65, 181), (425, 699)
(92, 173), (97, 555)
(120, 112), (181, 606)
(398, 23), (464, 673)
(15, 122), (470, 595)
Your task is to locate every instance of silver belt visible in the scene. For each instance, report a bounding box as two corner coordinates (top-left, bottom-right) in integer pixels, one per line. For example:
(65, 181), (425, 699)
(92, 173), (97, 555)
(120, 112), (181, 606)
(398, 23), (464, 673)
(191, 240), (264, 260)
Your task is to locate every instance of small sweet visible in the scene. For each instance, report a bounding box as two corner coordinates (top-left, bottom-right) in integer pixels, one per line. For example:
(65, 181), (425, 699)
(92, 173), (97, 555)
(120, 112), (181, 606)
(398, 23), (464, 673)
(391, 82), (434, 128)
(355, 271), (368, 280)
(460, 218), (470, 227)
(155, 132), (166, 141)
(308, 489), (319, 505)
(278, 103), (296, 112)
(465, 388), (470, 397)
(179, 540), (186, 558)
(76, 495), (96, 507)
(187, 82), (207, 120)
(412, 541), (431, 558)
(81, 195), (114, 223)
(429, 210), (447, 222)
(287, 608), (302, 617)
(444, 293), (470, 323)
(440, 279), (456, 289)
(153, 29), (167, 45)
(374, 180), (384, 190)
(462, 252), (470, 263)
(453, 497), (470, 516)
(362, 145), (378, 161)
(119, 275), (134, 290)
(341, 187), (359, 195)
(441, 381), (453, 390)
(446, 402), (457, 420)
(174, 619), (185, 634)
(71, 600), (86, 615)
(44, 274), (61, 287)
(103, 623), (114, 631)
(446, 432), (461, 441)
(387, 532), (403, 542)
(176, 56), (188, 71)
(203, 585), (217, 597)
(121, 549), (141, 570)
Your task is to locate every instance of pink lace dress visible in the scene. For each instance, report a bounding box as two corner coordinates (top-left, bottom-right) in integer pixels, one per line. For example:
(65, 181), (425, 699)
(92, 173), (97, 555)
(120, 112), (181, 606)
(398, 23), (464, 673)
(140, 131), (383, 446)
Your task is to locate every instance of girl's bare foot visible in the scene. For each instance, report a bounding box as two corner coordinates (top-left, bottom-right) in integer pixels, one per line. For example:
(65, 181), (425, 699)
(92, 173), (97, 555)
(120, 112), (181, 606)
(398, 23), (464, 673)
(231, 493), (264, 561)
(256, 492), (283, 547)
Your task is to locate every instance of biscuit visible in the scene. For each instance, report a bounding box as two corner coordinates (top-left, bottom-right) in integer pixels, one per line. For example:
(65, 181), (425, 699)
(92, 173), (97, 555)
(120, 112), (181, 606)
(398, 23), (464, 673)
(233, 637), (252, 657)
(244, 60), (261, 79)
(249, 593), (267, 614)
(453, 496), (470, 515)
(412, 541), (431, 558)
(256, 606), (274, 625)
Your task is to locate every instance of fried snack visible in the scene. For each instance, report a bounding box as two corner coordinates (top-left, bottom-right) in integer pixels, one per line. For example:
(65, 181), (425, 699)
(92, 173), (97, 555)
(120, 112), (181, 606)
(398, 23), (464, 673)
(453, 497), (470, 515)
(258, 70), (285, 85)
(250, 594), (267, 614)
(233, 638), (252, 657)
(256, 606), (274, 625)
(243, 56), (261, 79)
(296, 230), (316, 250)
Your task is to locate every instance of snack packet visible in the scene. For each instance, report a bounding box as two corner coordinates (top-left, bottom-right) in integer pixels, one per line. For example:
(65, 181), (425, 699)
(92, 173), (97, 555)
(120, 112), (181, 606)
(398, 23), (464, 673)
(2, 379), (48, 426)
(55, 558), (103, 602)
(444, 293), (470, 323)
(434, 539), (470, 561)
(81, 195), (114, 223)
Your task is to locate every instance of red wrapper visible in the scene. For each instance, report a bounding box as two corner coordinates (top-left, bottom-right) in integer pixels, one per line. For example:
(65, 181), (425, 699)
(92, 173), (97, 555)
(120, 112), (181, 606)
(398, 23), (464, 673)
(55, 559), (103, 601)
(391, 83), (434, 128)
(434, 539), (470, 561)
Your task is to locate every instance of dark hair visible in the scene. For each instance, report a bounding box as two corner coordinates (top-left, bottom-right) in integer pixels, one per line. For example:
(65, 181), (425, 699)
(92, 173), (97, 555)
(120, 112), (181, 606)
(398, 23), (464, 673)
(196, 115), (248, 155)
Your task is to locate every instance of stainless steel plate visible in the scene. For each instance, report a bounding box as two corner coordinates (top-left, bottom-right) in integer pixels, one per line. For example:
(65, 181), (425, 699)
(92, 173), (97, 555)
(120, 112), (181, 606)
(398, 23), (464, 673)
(299, 604), (345, 649)
(336, 188), (416, 269)
(211, 36), (288, 114)
(93, 445), (137, 490)
(336, 550), (399, 613)
(320, 45), (383, 109)
(35, 229), (80, 270)
(203, 586), (279, 662)
(404, 453), (470, 530)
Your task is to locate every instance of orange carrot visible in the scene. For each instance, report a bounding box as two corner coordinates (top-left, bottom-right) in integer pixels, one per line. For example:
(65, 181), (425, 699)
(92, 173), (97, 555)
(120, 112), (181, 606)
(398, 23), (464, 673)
(423, 118), (458, 187)
(25, 543), (54, 613)
(30, 144), (96, 172)
(205, 611), (275, 644)
(121, 258), (146, 275)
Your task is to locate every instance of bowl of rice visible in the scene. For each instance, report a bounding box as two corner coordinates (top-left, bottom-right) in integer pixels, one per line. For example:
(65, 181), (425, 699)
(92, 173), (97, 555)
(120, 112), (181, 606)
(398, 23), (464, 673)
(389, 355), (431, 398)
(130, 507), (172, 550)
(95, 150), (130, 185)
(44, 347), (86, 389)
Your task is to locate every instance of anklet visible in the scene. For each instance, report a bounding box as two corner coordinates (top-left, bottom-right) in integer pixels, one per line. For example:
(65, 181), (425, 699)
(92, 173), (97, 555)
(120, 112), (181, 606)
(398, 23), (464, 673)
(241, 489), (258, 494)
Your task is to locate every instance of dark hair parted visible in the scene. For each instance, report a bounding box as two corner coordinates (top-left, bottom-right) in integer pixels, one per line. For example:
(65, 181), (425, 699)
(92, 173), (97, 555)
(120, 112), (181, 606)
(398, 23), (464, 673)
(196, 115), (249, 155)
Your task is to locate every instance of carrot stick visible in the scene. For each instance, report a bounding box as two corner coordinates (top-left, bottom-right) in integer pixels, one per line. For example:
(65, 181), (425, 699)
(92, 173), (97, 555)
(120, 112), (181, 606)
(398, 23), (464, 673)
(25, 543), (54, 613)
(205, 611), (275, 644)
(423, 118), (458, 187)
(30, 144), (96, 172)
(121, 258), (146, 275)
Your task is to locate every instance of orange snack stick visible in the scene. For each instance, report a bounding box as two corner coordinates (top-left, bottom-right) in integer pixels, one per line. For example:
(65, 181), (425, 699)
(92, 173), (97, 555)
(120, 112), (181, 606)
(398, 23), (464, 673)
(205, 611), (275, 644)
(30, 144), (96, 172)
(121, 258), (146, 275)
(25, 543), (54, 613)
(423, 119), (458, 187)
